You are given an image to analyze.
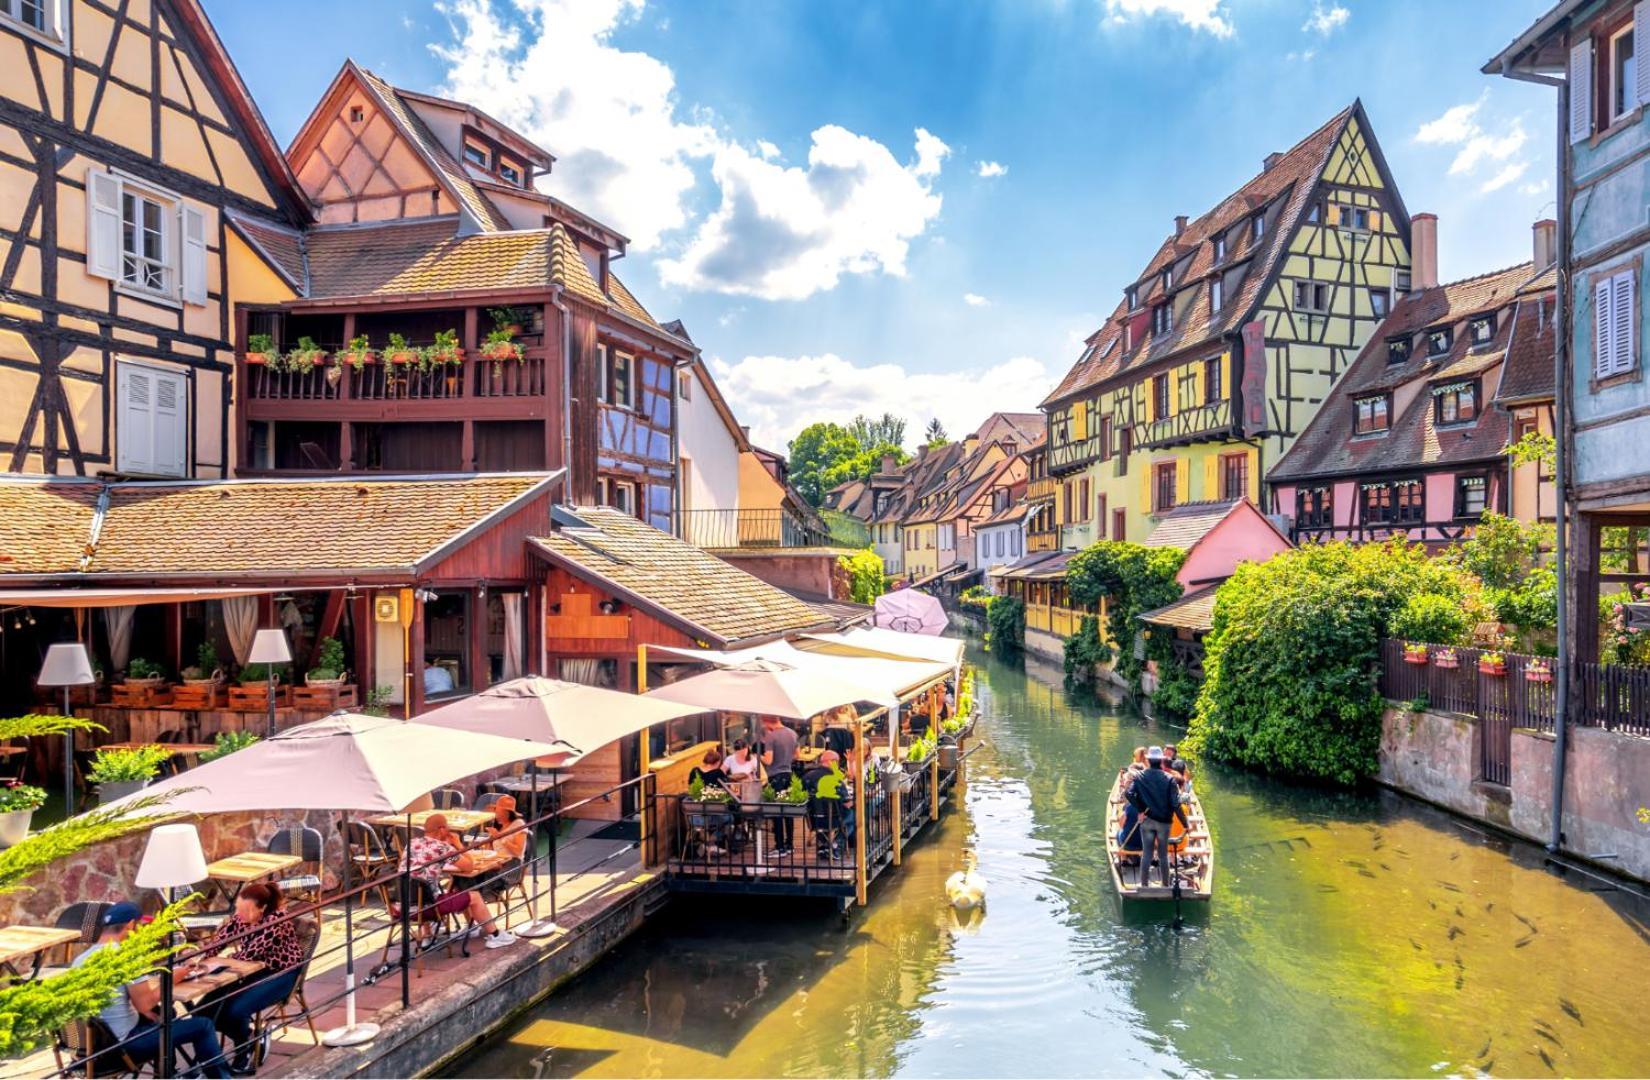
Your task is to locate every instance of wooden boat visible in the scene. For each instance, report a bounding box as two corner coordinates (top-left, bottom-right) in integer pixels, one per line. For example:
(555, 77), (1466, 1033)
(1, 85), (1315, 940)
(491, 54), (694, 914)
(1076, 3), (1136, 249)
(1105, 771), (1214, 902)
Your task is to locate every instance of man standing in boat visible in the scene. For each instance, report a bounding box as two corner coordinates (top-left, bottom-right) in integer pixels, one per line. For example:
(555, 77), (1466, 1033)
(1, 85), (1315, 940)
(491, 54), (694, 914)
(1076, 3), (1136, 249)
(1127, 747), (1189, 889)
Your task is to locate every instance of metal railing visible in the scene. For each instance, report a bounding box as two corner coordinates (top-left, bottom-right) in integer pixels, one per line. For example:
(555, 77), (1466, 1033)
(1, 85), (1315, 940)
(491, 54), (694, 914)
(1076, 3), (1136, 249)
(677, 508), (835, 549)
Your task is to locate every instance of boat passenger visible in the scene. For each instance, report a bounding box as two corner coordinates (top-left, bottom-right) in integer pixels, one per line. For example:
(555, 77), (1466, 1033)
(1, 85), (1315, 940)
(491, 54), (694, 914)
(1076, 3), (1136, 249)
(1116, 763), (1146, 863)
(1131, 746), (1147, 768)
(1125, 747), (1189, 888)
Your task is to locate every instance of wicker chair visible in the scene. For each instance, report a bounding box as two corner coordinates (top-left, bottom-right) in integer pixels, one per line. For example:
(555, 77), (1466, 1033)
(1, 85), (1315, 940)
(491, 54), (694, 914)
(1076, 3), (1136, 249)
(251, 917), (322, 1063)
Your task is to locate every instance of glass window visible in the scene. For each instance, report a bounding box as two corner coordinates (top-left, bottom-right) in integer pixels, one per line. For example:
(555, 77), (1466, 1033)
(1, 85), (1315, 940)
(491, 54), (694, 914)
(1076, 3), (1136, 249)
(1126, 286), (1138, 310)
(1214, 234), (1226, 261)
(1210, 276), (1223, 311)
(423, 592), (471, 696)
(121, 190), (169, 293)
(1204, 356), (1223, 403)
(1221, 453), (1248, 501)
(497, 159), (523, 185)
(1296, 486), (1333, 529)
(1154, 461), (1177, 512)
(463, 142), (490, 168)
(1612, 25), (1637, 122)
(1436, 382), (1478, 425)
(1469, 314), (1495, 347)
(1251, 214), (1264, 240)
(611, 351), (635, 409)
(1152, 303), (1172, 337)
(1153, 373), (1171, 420)
(1371, 289), (1390, 318)
(1387, 337), (1411, 365)
(1293, 281), (1329, 313)
(1354, 395), (1390, 435)
(1428, 327), (1453, 356)
(1456, 475), (1488, 517)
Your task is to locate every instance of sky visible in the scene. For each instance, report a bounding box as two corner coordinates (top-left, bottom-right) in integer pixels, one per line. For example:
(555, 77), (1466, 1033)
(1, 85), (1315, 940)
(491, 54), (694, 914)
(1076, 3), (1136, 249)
(212, 0), (1559, 452)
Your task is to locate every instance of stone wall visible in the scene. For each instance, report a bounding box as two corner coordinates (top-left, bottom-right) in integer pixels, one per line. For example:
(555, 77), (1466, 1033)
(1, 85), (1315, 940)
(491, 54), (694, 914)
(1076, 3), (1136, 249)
(1379, 706), (1650, 883)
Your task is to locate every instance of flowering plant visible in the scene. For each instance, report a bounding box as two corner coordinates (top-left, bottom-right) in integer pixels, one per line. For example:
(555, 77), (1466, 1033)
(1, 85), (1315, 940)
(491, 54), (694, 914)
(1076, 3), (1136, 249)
(0, 782), (47, 813)
(1606, 582), (1650, 664)
(338, 334), (374, 372)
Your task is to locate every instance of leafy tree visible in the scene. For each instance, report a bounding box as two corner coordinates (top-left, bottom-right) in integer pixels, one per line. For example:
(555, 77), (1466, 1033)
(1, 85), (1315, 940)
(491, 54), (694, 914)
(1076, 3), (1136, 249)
(924, 418), (948, 447)
(1065, 541), (1187, 690)
(787, 422), (861, 506)
(1447, 512), (1556, 650)
(985, 595), (1024, 654)
(848, 412), (906, 452)
(1187, 540), (1488, 786)
(820, 442), (908, 493)
(1062, 615), (1113, 685)
(1389, 592), (1473, 646)
(837, 549), (887, 604)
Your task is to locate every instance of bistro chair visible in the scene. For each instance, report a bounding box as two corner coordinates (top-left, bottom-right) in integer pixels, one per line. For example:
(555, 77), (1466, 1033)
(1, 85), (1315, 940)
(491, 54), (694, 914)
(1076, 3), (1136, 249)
(251, 917), (322, 1060)
(51, 901), (112, 966)
(474, 792), (503, 812)
(54, 1016), (142, 1078)
(431, 788), (466, 810)
(266, 826), (325, 906)
(343, 821), (395, 908)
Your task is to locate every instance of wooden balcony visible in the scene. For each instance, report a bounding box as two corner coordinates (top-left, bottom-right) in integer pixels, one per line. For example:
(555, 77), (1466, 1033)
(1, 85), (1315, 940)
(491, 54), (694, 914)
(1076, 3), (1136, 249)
(1026, 602), (1081, 637)
(246, 353), (547, 403)
(1027, 530), (1060, 553)
(1026, 476), (1058, 503)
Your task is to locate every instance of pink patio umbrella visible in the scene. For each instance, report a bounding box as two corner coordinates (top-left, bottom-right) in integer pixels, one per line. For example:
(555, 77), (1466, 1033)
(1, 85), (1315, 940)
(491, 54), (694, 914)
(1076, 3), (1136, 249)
(645, 658), (899, 720)
(873, 588), (949, 636)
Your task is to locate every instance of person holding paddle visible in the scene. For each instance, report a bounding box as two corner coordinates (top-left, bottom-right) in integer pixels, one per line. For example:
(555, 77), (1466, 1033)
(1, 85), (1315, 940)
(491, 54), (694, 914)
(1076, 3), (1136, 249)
(1126, 747), (1189, 888)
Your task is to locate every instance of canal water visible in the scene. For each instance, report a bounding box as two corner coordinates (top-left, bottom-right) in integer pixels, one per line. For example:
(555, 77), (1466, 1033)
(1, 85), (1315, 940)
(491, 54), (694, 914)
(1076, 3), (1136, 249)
(454, 645), (1650, 1078)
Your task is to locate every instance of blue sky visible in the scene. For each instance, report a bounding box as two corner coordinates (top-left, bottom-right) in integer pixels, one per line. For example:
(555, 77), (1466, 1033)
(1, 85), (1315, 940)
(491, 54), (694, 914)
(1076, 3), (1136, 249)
(212, 0), (1557, 450)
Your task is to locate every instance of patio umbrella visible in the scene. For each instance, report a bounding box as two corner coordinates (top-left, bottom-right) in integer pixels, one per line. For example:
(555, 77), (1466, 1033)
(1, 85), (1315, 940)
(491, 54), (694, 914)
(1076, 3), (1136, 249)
(644, 658), (899, 719)
(800, 626), (965, 667)
(873, 589), (949, 636)
(102, 712), (564, 1048)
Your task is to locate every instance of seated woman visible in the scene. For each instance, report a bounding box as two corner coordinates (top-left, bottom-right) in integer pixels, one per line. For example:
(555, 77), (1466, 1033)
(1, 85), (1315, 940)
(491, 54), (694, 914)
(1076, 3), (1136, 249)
(200, 882), (305, 1074)
(724, 740), (761, 784)
(1115, 763), (1146, 864)
(400, 814), (516, 951)
(452, 795), (527, 901)
(689, 748), (729, 789)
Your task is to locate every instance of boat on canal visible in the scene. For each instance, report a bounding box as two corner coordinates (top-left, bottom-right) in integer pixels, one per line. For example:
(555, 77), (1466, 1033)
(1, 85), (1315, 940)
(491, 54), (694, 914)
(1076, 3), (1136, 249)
(1105, 771), (1214, 902)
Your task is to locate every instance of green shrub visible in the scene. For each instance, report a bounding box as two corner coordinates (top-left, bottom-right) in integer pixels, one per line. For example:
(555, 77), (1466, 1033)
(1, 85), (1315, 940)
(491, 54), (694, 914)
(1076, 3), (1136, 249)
(1062, 615), (1113, 685)
(0, 783), (47, 813)
(1065, 541), (1186, 691)
(239, 662), (288, 684)
(125, 658), (164, 681)
(1389, 592), (1473, 646)
(309, 636), (348, 680)
(199, 730), (259, 763)
(838, 549), (888, 605)
(1151, 655), (1202, 720)
(959, 584), (992, 610)
(1187, 540), (1488, 786)
(86, 746), (169, 785)
(985, 595), (1024, 654)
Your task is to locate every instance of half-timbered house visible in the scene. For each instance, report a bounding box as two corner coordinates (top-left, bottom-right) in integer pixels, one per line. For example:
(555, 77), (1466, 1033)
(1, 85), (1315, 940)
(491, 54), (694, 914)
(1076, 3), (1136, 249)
(0, 0), (310, 479)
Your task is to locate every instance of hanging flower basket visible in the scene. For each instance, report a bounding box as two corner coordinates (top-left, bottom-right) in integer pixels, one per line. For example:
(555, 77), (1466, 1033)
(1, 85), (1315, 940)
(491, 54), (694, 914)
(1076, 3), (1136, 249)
(1478, 652), (1507, 676)
(481, 331), (524, 376)
(244, 333), (276, 365)
(1524, 659), (1552, 683)
(1403, 643), (1429, 665)
(1434, 648), (1460, 670)
(423, 329), (464, 370)
(384, 334), (419, 366)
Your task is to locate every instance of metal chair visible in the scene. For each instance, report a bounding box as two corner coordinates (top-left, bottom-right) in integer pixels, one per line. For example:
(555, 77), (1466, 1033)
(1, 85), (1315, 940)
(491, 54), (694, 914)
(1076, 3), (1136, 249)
(266, 826), (324, 906)
(431, 788), (466, 810)
(474, 791), (503, 812)
(251, 917), (322, 1061)
(343, 821), (395, 909)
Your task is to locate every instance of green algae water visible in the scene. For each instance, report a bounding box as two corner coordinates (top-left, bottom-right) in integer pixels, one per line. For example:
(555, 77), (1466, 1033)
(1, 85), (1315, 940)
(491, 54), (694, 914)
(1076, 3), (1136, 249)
(453, 645), (1650, 1078)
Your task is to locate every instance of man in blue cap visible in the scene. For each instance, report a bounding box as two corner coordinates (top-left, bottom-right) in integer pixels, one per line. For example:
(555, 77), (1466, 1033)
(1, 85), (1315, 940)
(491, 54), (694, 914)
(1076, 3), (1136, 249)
(72, 900), (231, 1077)
(1125, 746), (1189, 889)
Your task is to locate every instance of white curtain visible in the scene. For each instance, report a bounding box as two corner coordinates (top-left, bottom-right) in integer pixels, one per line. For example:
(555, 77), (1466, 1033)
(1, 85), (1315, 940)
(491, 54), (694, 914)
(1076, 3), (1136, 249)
(501, 593), (524, 681)
(102, 606), (136, 672)
(222, 596), (259, 665)
(560, 659), (603, 686)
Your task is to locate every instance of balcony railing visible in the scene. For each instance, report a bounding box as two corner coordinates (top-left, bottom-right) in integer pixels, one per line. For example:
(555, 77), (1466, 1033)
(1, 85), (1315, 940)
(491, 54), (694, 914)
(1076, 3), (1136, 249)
(1026, 602), (1082, 637)
(680, 508), (836, 549)
(1294, 520), (1475, 545)
(244, 352), (547, 403)
(1027, 477), (1058, 503)
(1027, 530), (1060, 553)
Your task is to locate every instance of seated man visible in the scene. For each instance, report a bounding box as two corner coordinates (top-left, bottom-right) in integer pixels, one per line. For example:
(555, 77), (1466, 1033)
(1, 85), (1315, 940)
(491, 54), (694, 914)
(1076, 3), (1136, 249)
(1115, 763), (1146, 863)
(422, 659), (455, 696)
(400, 814), (517, 950)
(73, 901), (231, 1078)
(801, 750), (855, 860)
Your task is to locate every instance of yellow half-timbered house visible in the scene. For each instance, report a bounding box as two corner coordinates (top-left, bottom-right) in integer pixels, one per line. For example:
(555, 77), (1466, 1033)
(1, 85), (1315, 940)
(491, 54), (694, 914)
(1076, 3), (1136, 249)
(0, 0), (309, 477)
(1041, 102), (1412, 544)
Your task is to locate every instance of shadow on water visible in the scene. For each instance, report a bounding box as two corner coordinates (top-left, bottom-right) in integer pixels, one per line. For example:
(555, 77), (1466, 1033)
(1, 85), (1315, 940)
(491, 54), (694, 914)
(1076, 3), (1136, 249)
(453, 640), (1650, 1079)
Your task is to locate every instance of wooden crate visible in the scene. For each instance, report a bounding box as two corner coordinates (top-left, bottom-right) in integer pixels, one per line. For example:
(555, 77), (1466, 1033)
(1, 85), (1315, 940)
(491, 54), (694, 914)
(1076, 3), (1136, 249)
(291, 684), (358, 711)
(109, 684), (175, 708)
(170, 684), (227, 710)
(227, 684), (293, 711)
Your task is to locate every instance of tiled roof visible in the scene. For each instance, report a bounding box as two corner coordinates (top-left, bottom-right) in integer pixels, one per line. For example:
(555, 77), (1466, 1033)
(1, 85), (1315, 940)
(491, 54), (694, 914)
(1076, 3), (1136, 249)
(530, 507), (831, 646)
(357, 68), (511, 232)
(227, 212), (306, 292)
(605, 274), (658, 327)
(1271, 262), (1550, 483)
(781, 587), (873, 627)
(1497, 267), (1558, 403)
(1043, 105), (1357, 407)
(306, 219), (553, 300)
(0, 475), (554, 578)
(1140, 586), (1218, 632)
(1142, 501), (1242, 550)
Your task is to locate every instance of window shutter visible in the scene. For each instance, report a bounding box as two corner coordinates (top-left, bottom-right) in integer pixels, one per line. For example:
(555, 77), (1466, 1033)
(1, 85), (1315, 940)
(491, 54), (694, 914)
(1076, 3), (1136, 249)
(1203, 456), (1219, 501)
(1570, 39), (1594, 144)
(1368, 209), (1382, 232)
(179, 205), (207, 305)
(118, 367), (156, 474)
(1175, 460), (1190, 506)
(152, 370), (186, 476)
(86, 171), (121, 280)
(1639, 5), (1650, 106)
(1595, 278), (1615, 379)
(1612, 269), (1636, 376)
(1139, 461), (1151, 512)
(1326, 204), (1341, 227)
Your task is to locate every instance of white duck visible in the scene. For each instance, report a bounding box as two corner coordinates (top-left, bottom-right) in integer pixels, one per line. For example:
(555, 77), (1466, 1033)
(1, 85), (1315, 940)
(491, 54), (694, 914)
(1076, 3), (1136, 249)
(945, 852), (987, 911)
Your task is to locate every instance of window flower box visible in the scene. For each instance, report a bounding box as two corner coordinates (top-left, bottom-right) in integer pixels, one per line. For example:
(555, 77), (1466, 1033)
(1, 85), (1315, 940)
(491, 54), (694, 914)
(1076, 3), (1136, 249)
(481, 330), (525, 377)
(245, 332), (276, 365)
(384, 334), (420, 366)
(1524, 659), (1552, 684)
(1478, 652), (1506, 676)
(1403, 643), (1429, 665)
(1434, 648), (1459, 670)
(337, 334), (375, 372)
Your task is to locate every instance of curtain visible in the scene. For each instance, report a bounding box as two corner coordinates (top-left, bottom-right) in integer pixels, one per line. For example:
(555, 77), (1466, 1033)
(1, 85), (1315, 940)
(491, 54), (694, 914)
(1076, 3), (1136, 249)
(501, 593), (524, 681)
(222, 596), (259, 665)
(559, 659), (602, 686)
(102, 606), (135, 672)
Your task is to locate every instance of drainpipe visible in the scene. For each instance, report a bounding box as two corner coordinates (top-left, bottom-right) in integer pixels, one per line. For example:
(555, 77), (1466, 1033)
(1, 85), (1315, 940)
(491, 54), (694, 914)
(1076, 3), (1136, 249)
(1500, 56), (1569, 853)
(552, 285), (574, 498)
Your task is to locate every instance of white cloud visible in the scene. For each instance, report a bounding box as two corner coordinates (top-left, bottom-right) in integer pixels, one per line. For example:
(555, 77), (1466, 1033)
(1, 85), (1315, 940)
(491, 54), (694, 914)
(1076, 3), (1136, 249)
(434, 0), (950, 300)
(1414, 95), (1531, 188)
(1415, 98), (1484, 146)
(1481, 162), (1528, 194)
(1302, 2), (1349, 35)
(1104, 0), (1233, 38)
(710, 352), (1050, 450)
(656, 127), (947, 301)
(1286, 48), (1317, 62)
(964, 293), (989, 307)
(976, 160), (1008, 179)
(1519, 178), (1552, 197)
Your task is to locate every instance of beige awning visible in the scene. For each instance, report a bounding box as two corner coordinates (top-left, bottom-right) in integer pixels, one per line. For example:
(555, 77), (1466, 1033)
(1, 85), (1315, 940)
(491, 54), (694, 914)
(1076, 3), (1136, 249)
(0, 586), (279, 608)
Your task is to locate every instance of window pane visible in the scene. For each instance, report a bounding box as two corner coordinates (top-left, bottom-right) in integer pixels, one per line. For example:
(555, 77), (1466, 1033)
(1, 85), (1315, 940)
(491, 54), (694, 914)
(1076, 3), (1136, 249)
(423, 592), (471, 695)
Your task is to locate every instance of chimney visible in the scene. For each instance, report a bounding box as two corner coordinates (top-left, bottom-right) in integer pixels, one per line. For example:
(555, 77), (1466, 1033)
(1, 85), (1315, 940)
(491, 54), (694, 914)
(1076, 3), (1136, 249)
(964, 435), (980, 456)
(1174, 215), (1189, 237)
(1410, 212), (1439, 291)
(740, 425), (751, 440)
(917, 444), (929, 459)
(1533, 218), (1557, 271)
(880, 454), (896, 473)
(1263, 151), (1283, 171)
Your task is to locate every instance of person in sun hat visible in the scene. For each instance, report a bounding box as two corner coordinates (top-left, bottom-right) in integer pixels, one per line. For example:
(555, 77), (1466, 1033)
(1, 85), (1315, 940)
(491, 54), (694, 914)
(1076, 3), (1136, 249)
(400, 814), (517, 950)
(1125, 747), (1189, 888)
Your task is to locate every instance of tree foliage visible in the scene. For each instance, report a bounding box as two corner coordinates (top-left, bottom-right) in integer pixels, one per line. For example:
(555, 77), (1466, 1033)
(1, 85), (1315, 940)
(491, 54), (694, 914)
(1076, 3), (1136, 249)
(787, 422), (862, 506)
(837, 549), (887, 605)
(924, 418), (948, 447)
(1065, 541), (1187, 690)
(985, 595), (1024, 654)
(848, 412), (906, 452)
(1062, 615), (1112, 685)
(0, 793), (180, 896)
(1187, 540), (1489, 786)
(1447, 511), (1556, 651)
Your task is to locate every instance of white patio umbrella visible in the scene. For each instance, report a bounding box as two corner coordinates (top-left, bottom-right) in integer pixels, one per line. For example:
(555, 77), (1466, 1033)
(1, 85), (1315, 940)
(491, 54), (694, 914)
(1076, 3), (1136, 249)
(644, 658), (899, 720)
(103, 712), (564, 1047)
(873, 589), (949, 635)
(800, 626), (965, 667)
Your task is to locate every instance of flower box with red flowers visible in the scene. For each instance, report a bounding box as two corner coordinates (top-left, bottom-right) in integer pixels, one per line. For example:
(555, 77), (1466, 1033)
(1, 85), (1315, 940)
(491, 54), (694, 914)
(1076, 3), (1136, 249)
(1434, 649), (1460, 670)
(1524, 659), (1553, 683)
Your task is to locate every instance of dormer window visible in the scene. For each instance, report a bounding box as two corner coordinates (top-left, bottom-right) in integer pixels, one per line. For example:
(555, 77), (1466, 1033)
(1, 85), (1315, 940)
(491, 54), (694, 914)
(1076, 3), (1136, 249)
(2, 0), (62, 40)
(1210, 276), (1224, 311)
(1434, 381), (1478, 425)
(1427, 327), (1453, 357)
(463, 142), (490, 168)
(1353, 394), (1390, 435)
(1161, 269), (1172, 292)
(1126, 286), (1139, 311)
(1251, 214), (1265, 241)
(1387, 337), (1411, 365)
(497, 159), (523, 186)
(1214, 234), (1226, 261)
(1151, 302), (1172, 338)
(1469, 313), (1496, 347)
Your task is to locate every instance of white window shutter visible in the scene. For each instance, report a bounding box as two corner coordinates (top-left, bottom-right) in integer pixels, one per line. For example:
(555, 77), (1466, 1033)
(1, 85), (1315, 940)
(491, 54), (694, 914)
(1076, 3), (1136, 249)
(1638, 5), (1650, 106)
(179, 205), (207, 305)
(118, 366), (156, 475)
(1612, 270), (1636, 376)
(152, 371), (186, 476)
(1571, 39), (1594, 144)
(86, 171), (121, 280)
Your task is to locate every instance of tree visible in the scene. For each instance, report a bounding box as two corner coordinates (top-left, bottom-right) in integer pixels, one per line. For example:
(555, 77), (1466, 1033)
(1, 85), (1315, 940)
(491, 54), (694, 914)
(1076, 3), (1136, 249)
(1065, 541), (1187, 691)
(924, 418), (948, 447)
(820, 442), (908, 493)
(837, 549), (887, 604)
(787, 422), (862, 506)
(849, 412), (906, 453)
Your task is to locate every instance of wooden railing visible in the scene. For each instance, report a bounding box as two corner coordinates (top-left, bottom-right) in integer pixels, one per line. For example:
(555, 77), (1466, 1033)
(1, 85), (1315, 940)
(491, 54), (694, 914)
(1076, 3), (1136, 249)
(1026, 603), (1082, 637)
(244, 353), (548, 402)
(1026, 477), (1058, 503)
(1295, 521), (1475, 545)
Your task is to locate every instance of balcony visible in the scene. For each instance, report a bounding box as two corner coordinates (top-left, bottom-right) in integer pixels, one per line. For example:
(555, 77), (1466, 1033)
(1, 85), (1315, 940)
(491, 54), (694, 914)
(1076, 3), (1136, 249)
(680, 508), (836, 549)
(1027, 476), (1058, 503)
(244, 350), (548, 403)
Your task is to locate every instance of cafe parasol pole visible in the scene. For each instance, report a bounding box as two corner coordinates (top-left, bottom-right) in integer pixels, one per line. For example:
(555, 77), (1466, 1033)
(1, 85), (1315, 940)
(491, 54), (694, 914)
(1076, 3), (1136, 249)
(323, 810), (381, 1046)
(515, 755), (561, 939)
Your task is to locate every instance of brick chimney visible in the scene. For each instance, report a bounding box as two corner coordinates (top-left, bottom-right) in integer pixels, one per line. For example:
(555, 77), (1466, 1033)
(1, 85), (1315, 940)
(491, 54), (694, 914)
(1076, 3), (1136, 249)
(1263, 151), (1283, 171)
(1174, 215), (1189, 237)
(1533, 218), (1557, 271)
(1410, 213), (1439, 291)
(880, 454), (896, 473)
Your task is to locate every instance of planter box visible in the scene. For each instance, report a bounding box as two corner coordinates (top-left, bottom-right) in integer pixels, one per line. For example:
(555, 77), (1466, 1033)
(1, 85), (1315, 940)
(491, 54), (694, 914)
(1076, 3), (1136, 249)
(172, 683), (227, 710)
(229, 684), (292, 711)
(1478, 661), (1507, 676)
(758, 801), (810, 818)
(1434, 654), (1460, 670)
(293, 683), (358, 711)
(1525, 669), (1553, 684)
(110, 684), (174, 708)
(903, 756), (934, 775)
(1403, 652), (1429, 665)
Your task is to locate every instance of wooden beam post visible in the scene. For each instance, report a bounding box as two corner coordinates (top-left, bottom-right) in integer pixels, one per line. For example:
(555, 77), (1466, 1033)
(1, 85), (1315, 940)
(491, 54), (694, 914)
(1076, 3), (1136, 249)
(854, 717), (867, 908)
(889, 704), (901, 866)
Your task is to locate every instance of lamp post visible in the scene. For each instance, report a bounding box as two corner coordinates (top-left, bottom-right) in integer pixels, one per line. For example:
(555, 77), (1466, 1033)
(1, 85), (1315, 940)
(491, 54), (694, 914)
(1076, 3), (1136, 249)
(37, 643), (94, 815)
(135, 823), (208, 1079)
(249, 629), (291, 738)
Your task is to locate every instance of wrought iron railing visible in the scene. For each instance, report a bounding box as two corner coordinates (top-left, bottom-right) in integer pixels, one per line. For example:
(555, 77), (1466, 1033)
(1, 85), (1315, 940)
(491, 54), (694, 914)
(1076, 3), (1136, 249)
(678, 508), (835, 549)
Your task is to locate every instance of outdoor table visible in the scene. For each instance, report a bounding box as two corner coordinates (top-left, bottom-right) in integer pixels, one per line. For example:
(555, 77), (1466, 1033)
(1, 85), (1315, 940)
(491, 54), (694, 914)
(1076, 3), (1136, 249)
(487, 772), (566, 821)
(204, 851), (301, 905)
(172, 956), (263, 1007)
(0, 925), (81, 979)
(367, 808), (494, 850)
(99, 742), (218, 754)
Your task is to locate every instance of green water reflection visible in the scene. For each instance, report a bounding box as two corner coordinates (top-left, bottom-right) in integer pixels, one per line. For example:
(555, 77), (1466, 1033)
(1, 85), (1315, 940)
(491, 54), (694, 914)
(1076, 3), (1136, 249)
(454, 646), (1650, 1078)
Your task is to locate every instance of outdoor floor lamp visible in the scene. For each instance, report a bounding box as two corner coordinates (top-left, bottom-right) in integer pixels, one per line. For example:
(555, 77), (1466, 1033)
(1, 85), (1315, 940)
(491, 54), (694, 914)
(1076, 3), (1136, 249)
(249, 629), (292, 737)
(38, 642), (94, 813)
(136, 823), (208, 1079)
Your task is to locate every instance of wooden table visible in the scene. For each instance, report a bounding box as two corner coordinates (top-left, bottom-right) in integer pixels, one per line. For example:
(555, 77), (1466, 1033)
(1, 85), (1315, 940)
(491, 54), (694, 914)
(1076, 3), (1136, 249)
(203, 851), (302, 906)
(172, 956), (263, 1006)
(0, 926), (81, 978)
(99, 742), (219, 755)
(367, 808), (493, 834)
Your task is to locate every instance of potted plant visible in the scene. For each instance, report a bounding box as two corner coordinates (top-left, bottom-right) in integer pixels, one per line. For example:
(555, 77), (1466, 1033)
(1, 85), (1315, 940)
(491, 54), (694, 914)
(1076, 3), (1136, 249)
(760, 780), (810, 817)
(1525, 657), (1553, 684)
(424, 328), (463, 369)
(245, 332), (277, 365)
(181, 642), (221, 688)
(488, 306), (525, 338)
(239, 661), (288, 686)
(199, 729), (259, 763)
(87, 745), (169, 804)
(1478, 650), (1507, 676)
(338, 333), (375, 373)
(1403, 642), (1430, 665)
(903, 733), (936, 774)
(1434, 647), (1460, 670)
(280, 335), (327, 376)
(123, 657), (166, 690)
(306, 636), (348, 688)
(480, 327), (524, 378)
(0, 782), (47, 847)
(384, 333), (420, 366)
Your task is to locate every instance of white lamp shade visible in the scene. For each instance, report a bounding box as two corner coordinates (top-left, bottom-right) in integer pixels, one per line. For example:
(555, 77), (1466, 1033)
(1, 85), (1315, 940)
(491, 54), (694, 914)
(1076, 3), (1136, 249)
(249, 628), (292, 665)
(38, 642), (95, 687)
(135, 823), (208, 890)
